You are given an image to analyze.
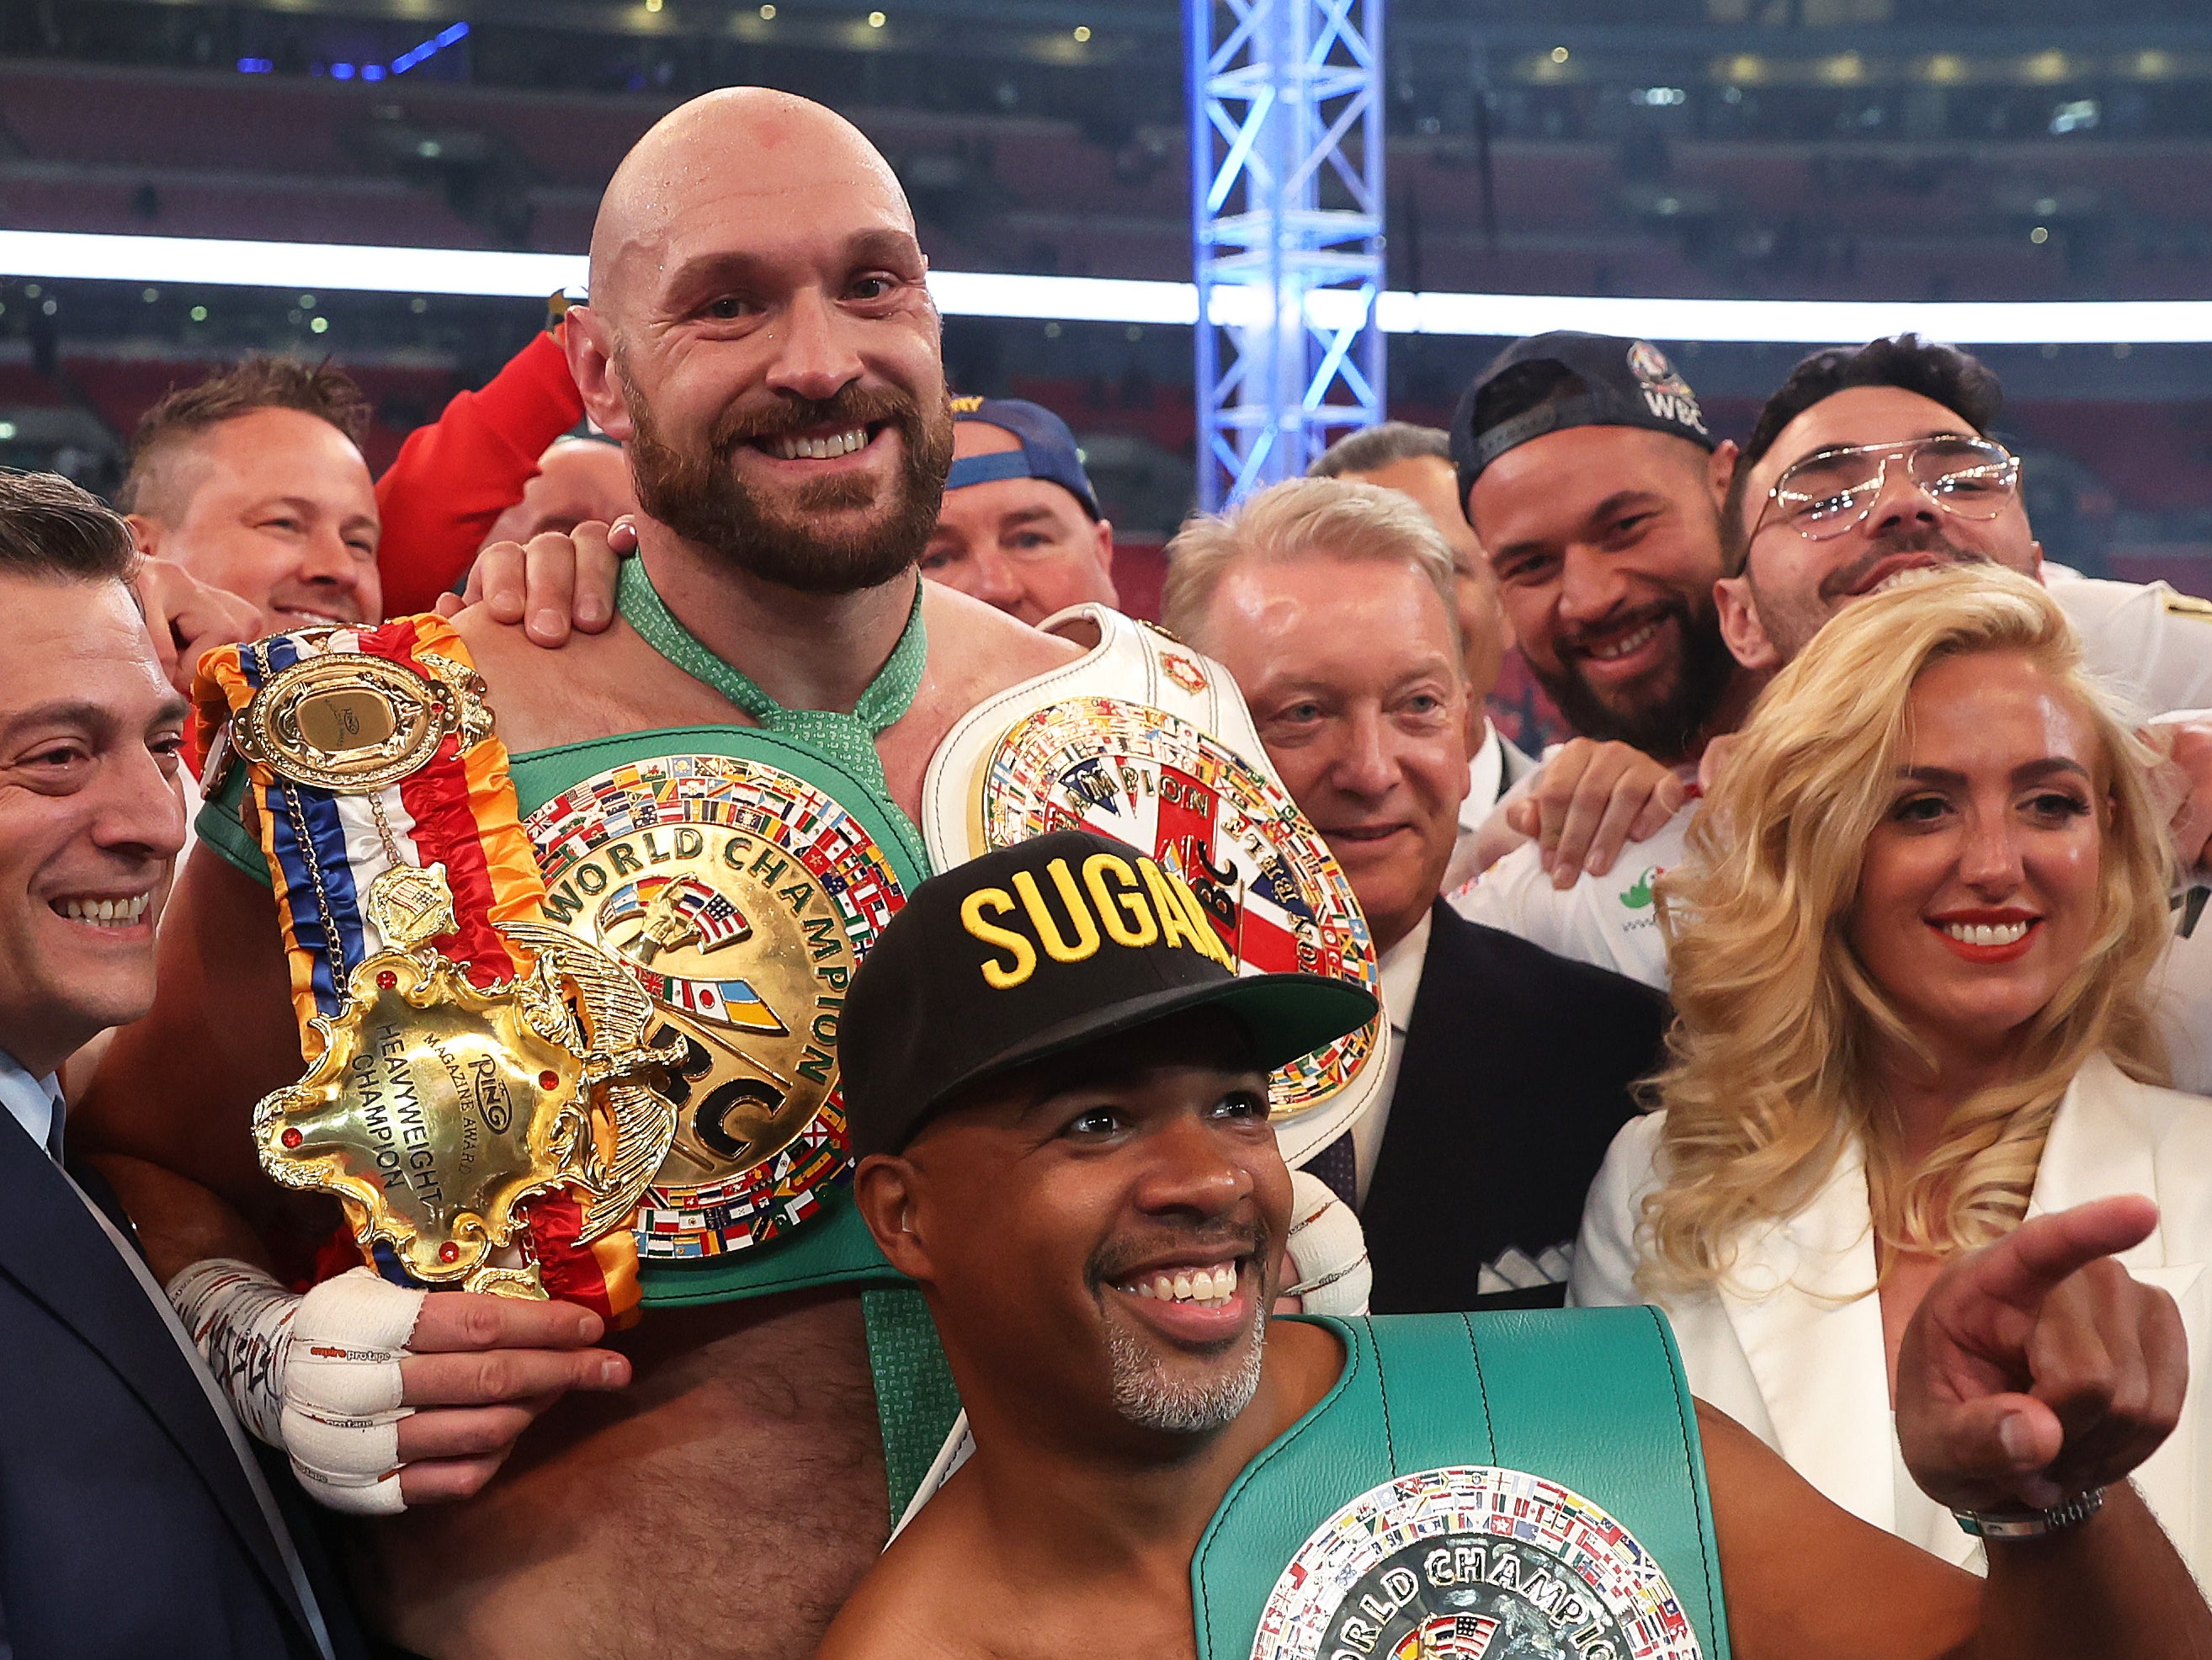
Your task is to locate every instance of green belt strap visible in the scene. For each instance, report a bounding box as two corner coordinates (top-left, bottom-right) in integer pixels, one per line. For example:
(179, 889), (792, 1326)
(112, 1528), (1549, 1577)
(1192, 1309), (1732, 1660)
(863, 1285), (965, 1523)
(615, 556), (929, 806)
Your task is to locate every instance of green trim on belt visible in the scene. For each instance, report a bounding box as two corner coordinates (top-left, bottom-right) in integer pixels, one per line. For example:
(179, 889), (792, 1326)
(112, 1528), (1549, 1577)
(1192, 1309), (1732, 1660)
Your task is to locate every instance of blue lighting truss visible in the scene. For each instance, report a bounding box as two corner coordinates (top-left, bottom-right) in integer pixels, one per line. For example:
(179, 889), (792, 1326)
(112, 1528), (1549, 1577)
(1187, 0), (1385, 508)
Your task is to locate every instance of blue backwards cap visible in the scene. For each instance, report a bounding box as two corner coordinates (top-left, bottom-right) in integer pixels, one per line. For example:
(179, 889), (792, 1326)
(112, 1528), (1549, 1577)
(946, 396), (1101, 520)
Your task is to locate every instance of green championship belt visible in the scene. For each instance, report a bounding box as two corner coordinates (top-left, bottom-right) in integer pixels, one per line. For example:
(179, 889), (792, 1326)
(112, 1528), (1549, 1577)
(1197, 1311), (1731, 1660)
(512, 728), (958, 1515)
(203, 718), (958, 1514)
(513, 731), (928, 1297)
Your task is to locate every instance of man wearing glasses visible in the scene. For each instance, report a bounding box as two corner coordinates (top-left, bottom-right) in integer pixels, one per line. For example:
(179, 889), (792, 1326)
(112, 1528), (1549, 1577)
(1455, 336), (2212, 1048)
(1712, 335), (2212, 705)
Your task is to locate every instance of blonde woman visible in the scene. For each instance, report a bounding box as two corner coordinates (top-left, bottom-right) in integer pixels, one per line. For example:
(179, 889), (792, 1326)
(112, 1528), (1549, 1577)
(1571, 562), (2212, 1577)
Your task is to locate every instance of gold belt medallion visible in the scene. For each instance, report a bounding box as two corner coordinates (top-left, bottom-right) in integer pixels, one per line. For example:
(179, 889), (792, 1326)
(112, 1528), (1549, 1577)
(525, 752), (909, 1259)
(253, 863), (681, 1296)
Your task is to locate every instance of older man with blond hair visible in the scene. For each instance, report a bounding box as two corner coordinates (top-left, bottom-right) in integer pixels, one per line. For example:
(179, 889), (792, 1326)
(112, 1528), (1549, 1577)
(1160, 475), (1667, 1310)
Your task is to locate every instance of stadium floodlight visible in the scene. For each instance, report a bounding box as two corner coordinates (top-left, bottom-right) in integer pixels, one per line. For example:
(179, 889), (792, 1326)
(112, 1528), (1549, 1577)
(0, 231), (584, 301)
(2, 229), (2211, 346)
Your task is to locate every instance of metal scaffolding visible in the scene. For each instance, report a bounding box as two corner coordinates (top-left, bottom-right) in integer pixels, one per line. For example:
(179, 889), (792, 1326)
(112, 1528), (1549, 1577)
(1187, 0), (1386, 509)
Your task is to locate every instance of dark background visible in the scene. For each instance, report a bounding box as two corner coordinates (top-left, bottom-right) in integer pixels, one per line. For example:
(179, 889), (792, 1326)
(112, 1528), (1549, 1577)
(2, 0), (2209, 625)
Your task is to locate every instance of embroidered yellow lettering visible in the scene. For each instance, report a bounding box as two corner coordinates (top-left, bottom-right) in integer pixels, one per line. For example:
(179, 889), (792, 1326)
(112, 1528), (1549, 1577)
(1141, 857), (1207, 957)
(1165, 868), (1236, 968)
(1082, 853), (1158, 947)
(1013, 861), (1101, 964)
(960, 886), (1037, 988)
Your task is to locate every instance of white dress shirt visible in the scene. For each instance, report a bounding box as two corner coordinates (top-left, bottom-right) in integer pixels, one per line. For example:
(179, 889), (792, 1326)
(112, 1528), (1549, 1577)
(1346, 908), (1431, 1206)
(1457, 719), (1535, 838)
(0, 1045), (61, 1157)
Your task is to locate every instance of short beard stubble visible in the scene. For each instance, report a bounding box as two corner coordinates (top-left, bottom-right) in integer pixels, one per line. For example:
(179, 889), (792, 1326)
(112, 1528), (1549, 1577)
(1092, 1220), (1272, 1437)
(1104, 1312), (1267, 1435)
(1750, 525), (1996, 664)
(622, 366), (955, 597)
(1539, 590), (1739, 765)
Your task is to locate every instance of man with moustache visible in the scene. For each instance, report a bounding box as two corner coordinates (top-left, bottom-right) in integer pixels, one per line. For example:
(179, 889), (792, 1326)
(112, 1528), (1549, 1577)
(76, 86), (1369, 1660)
(1460, 334), (1751, 771)
(1715, 336), (2212, 705)
(813, 830), (2212, 1660)
(75, 87), (1081, 1660)
(1456, 334), (2212, 996)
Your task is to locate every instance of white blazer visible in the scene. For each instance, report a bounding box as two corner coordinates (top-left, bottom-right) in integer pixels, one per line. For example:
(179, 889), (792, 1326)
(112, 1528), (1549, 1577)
(1571, 1053), (2212, 1577)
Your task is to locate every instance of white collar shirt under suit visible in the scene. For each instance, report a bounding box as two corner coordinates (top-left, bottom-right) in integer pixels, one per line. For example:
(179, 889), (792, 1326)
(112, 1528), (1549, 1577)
(0, 1045), (60, 1160)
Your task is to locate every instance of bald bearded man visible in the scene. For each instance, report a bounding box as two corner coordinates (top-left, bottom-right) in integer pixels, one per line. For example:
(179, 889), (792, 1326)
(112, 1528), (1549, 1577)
(75, 90), (1086, 1660)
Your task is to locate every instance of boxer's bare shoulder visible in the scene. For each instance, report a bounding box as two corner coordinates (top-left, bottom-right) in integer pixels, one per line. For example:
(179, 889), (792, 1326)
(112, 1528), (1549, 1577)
(912, 580), (1083, 706)
(449, 604), (751, 755)
(818, 1463), (1203, 1660)
(816, 1479), (992, 1660)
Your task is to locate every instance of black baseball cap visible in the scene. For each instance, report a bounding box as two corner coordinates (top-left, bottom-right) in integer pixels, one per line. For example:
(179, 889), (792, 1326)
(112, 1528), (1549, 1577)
(1450, 332), (1716, 505)
(947, 396), (1103, 519)
(840, 830), (1378, 1158)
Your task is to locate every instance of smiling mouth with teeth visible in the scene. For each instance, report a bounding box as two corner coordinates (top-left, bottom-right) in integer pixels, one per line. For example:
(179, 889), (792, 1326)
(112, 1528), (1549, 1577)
(1580, 618), (1664, 662)
(759, 427), (871, 461)
(1938, 918), (2034, 947)
(58, 894), (152, 928)
(1119, 1264), (1242, 1307)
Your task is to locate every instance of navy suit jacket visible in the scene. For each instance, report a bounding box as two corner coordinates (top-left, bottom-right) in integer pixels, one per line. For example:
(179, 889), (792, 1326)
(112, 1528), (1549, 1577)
(0, 1115), (364, 1660)
(1362, 900), (1671, 1314)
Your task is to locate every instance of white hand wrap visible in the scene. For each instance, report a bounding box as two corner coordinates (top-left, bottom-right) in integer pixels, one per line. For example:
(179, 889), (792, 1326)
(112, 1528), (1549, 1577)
(1284, 1169), (1371, 1317)
(282, 1267), (426, 1515)
(167, 1257), (302, 1446)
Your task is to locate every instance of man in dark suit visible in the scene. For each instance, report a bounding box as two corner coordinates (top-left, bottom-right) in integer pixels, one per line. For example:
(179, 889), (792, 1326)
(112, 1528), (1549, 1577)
(0, 471), (360, 1659)
(1163, 474), (1668, 1312)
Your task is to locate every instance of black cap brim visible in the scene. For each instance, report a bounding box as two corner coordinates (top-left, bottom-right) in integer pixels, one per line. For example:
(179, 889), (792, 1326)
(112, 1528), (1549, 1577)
(896, 971), (1380, 1152)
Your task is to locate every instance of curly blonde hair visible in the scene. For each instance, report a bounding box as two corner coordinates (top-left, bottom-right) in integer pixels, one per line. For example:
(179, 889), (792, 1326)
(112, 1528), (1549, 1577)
(1639, 564), (2173, 1296)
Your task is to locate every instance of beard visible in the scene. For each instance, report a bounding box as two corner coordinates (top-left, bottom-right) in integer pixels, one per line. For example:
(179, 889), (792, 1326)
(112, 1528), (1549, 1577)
(1091, 1221), (1271, 1436)
(621, 368), (954, 596)
(1752, 527), (1994, 664)
(1537, 591), (1738, 764)
(1104, 1312), (1266, 1435)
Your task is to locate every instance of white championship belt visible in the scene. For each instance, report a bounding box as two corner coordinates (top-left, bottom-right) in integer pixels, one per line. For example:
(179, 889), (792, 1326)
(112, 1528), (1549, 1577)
(921, 604), (1388, 1167)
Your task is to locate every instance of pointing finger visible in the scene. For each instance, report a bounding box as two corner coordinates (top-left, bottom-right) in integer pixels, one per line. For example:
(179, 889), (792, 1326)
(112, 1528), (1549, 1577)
(1954, 1195), (2158, 1317)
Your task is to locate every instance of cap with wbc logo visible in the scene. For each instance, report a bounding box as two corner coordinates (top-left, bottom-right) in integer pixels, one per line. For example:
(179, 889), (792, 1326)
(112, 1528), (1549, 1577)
(1450, 331), (1716, 504)
(840, 829), (1379, 1158)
